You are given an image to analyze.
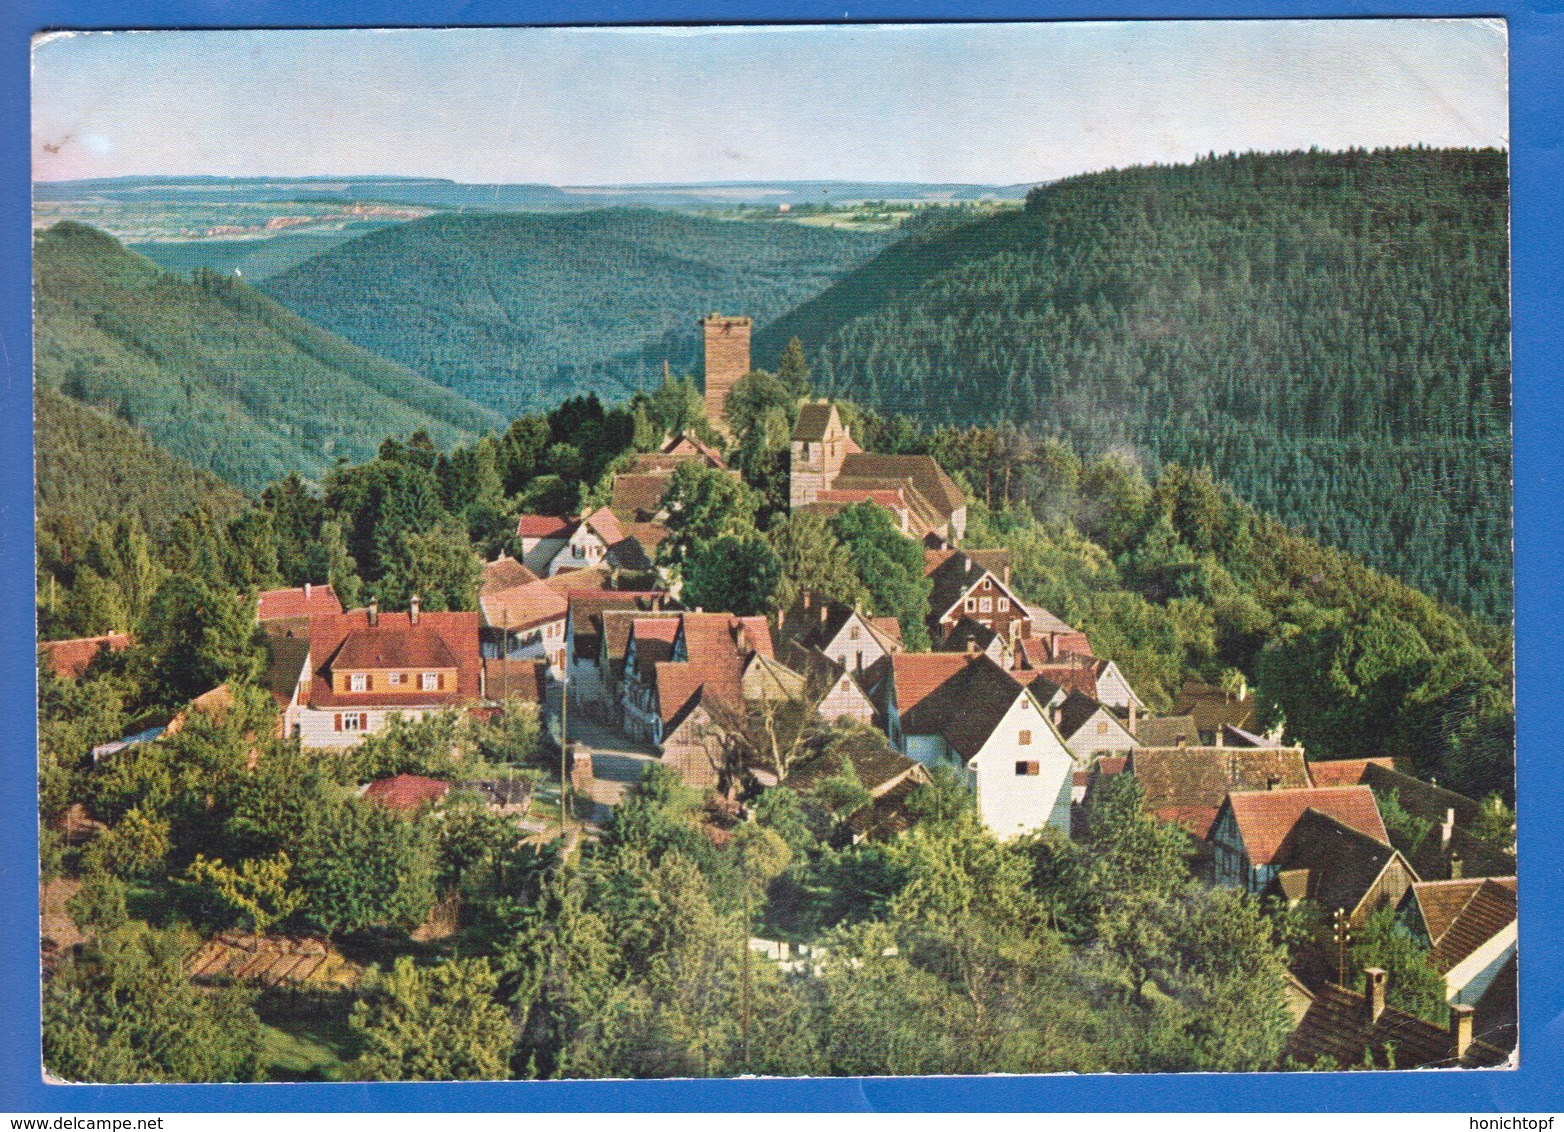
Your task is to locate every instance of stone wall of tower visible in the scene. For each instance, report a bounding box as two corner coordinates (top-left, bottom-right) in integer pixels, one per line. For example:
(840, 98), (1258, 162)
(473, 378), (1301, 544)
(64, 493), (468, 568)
(700, 315), (752, 426)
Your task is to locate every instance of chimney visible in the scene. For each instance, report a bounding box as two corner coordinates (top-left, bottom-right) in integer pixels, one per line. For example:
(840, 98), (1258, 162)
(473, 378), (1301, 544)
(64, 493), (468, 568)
(820, 603), (829, 626)
(1449, 853), (1464, 881)
(1440, 806), (1456, 851)
(1363, 967), (1387, 1024)
(802, 592), (811, 611)
(1267, 775), (1282, 791)
(304, 581), (312, 599)
(1450, 1003), (1475, 1060)
(1128, 700), (1138, 735)
(1003, 564), (1012, 586)
(1214, 726), (1225, 748)
(1176, 735), (1188, 748)
(410, 594), (421, 625)
(368, 598), (379, 627)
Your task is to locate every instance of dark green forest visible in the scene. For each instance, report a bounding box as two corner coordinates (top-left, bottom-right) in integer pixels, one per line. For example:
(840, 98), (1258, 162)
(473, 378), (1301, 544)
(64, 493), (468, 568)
(257, 209), (891, 415)
(33, 222), (505, 493)
(757, 148), (1512, 620)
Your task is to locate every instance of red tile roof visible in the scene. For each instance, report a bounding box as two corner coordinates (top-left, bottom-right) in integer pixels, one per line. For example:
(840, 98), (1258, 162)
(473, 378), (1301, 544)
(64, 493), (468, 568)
(480, 577), (569, 632)
(544, 565), (616, 592)
(363, 774), (450, 812)
(482, 658), (548, 705)
(515, 514), (573, 539)
(256, 584), (345, 622)
(644, 613), (776, 728)
(40, 633), (132, 679)
(1223, 785), (1389, 864)
(1017, 661), (1098, 700)
(890, 652), (978, 715)
(1411, 877), (1518, 974)
(610, 472), (672, 517)
(1306, 757), (1399, 787)
(1130, 746), (1311, 837)
(308, 609), (481, 709)
(482, 555), (540, 591)
(580, 505), (625, 547)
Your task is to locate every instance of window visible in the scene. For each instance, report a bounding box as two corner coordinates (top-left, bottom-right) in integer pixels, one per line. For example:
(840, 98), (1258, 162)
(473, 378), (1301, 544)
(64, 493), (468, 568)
(1018, 729), (1033, 745)
(997, 597), (1009, 612)
(388, 672), (405, 686)
(349, 673), (367, 692)
(421, 672), (440, 691)
(849, 626), (860, 640)
(979, 597), (993, 613)
(1097, 720), (1109, 735)
(965, 598), (977, 612)
(337, 712), (366, 732)
(1015, 760), (1040, 776)
(983, 579), (992, 590)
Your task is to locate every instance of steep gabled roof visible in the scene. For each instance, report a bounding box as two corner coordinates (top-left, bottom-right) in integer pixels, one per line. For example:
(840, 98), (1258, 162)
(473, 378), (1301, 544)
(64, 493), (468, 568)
(792, 401), (842, 443)
(263, 634), (311, 709)
(1222, 785), (1389, 864)
(1360, 763), (1484, 827)
(567, 591), (673, 661)
(1054, 690), (1128, 743)
(333, 623), (459, 671)
(838, 452), (963, 519)
(926, 550), (1020, 624)
(257, 584), (344, 622)
(1409, 877), (1517, 975)
(787, 730), (922, 796)
(890, 652), (978, 718)
(482, 658), (548, 705)
(661, 431), (727, 466)
(1267, 808), (1410, 917)
(1019, 661), (1099, 700)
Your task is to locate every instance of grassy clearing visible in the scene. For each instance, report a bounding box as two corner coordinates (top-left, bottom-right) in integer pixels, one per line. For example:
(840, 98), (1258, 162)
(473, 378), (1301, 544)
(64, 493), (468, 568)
(256, 989), (360, 1082)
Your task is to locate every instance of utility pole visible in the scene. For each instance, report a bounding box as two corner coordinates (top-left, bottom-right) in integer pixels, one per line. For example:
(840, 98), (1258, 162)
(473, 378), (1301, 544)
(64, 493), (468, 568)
(741, 851), (751, 1073)
(559, 661), (570, 846)
(1332, 907), (1352, 987)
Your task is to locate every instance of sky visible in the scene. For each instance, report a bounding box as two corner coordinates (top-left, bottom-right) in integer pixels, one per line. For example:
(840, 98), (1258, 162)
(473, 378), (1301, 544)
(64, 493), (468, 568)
(31, 20), (1509, 186)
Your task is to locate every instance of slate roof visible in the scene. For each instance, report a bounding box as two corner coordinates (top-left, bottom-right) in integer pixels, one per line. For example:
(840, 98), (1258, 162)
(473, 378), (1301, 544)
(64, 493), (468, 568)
(1055, 690), (1114, 742)
(308, 609), (481, 709)
(1266, 808), (1409, 918)
(362, 774), (450, 812)
(257, 584), (344, 622)
(1222, 786), (1389, 864)
(779, 595), (903, 657)
(41, 632), (133, 680)
(1134, 715), (1199, 747)
(1305, 757), (1399, 787)
(1407, 877), (1517, 975)
(1129, 746), (1311, 837)
(1361, 763), (1484, 827)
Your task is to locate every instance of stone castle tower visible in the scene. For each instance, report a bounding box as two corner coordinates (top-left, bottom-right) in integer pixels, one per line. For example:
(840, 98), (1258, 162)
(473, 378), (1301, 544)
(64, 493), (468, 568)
(699, 314), (752, 427)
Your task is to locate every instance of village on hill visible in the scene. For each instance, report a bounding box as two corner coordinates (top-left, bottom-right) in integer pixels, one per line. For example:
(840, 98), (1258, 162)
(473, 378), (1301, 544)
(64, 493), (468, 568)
(37, 311), (1516, 1082)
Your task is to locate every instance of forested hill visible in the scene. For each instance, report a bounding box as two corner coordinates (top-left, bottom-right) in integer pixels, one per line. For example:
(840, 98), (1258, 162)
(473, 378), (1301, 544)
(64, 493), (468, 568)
(35, 386), (251, 583)
(34, 222), (505, 493)
(257, 208), (892, 416)
(756, 148), (1512, 621)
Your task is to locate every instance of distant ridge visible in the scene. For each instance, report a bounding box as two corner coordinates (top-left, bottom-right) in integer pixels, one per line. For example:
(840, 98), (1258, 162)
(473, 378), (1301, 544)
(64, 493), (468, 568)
(34, 221), (506, 492)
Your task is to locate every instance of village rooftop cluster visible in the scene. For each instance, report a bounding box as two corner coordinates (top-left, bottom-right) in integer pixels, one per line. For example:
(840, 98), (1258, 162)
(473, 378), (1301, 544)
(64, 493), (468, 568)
(40, 314), (1517, 1075)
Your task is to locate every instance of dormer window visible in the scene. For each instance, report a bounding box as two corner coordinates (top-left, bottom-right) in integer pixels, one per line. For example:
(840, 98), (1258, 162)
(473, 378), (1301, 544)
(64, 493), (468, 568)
(421, 672), (440, 691)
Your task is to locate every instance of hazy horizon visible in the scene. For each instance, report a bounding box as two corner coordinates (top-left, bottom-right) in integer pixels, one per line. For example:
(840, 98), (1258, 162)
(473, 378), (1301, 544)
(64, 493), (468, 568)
(33, 21), (1508, 187)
